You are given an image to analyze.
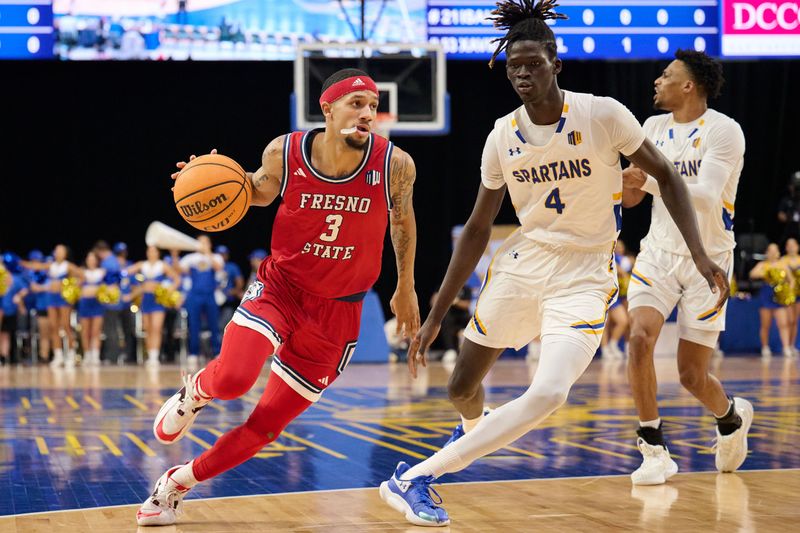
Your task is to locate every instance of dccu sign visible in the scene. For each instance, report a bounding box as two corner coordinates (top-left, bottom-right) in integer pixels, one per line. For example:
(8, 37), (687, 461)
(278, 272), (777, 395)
(722, 1), (800, 55)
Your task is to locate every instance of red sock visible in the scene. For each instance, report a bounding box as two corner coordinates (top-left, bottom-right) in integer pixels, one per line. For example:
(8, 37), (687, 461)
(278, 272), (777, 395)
(198, 324), (275, 400)
(192, 373), (311, 482)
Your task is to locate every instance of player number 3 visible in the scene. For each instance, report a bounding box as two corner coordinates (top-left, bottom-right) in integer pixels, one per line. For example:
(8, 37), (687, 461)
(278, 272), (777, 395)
(320, 214), (344, 242)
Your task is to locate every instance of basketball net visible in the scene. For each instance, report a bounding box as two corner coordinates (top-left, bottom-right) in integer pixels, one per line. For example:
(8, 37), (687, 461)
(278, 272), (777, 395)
(374, 112), (396, 140)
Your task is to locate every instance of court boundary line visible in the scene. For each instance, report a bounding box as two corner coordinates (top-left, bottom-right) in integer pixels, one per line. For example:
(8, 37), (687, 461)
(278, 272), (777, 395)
(3, 467), (797, 519)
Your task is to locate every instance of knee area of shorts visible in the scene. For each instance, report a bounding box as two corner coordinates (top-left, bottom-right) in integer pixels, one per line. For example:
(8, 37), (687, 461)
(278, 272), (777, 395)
(679, 326), (718, 349)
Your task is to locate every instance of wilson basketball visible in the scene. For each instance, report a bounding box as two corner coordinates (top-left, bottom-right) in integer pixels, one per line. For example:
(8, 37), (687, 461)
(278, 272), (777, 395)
(173, 153), (251, 232)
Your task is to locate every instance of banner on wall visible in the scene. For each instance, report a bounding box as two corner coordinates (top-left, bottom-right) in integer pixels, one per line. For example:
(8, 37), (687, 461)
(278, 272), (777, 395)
(721, 0), (800, 56)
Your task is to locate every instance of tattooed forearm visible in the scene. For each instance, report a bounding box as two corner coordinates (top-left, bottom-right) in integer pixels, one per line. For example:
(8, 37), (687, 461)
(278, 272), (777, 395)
(389, 149), (417, 286)
(391, 223), (411, 277)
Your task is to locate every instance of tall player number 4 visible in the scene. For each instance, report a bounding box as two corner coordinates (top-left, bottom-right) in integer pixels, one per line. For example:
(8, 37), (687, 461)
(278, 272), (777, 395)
(320, 214), (344, 242)
(545, 187), (566, 214)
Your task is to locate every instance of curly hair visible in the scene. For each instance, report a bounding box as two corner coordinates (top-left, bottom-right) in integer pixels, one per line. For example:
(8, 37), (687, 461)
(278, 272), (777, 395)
(674, 49), (724, 99)
(488, 0), (568, 68)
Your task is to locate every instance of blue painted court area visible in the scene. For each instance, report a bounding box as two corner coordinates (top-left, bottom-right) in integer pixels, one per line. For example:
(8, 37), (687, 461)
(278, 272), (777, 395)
(0, 377), (798, 515)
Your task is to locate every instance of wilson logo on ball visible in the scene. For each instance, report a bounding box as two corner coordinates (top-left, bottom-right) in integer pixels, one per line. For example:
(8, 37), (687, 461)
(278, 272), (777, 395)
(178, 193), (229, 218)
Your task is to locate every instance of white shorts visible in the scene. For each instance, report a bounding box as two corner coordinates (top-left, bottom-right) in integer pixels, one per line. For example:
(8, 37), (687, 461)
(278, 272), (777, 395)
(463, 231), (618, 354)
(627, 246), (733, 332)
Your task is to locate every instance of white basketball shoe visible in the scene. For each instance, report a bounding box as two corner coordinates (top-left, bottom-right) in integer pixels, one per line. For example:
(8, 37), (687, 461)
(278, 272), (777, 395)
(631, 438), (679, 485)
(136, 465), (192, 526)
(153, 369), (211, 445)
(713, 397), (754, 473)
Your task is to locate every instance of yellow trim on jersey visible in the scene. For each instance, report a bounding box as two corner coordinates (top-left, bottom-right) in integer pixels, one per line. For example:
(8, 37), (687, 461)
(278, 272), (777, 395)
(697, 306), (722, 322)
(630, 269), (653, 287)
(723, 200), (735, 212)
(472, 312), (488, 335)
(605, 285), (619, 305)
(612, 192), (623, 201)
(562, 104), (569, 113)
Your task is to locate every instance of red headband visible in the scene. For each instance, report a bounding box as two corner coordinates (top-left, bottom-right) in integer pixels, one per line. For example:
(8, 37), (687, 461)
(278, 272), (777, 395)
(319, 76), (379, 107)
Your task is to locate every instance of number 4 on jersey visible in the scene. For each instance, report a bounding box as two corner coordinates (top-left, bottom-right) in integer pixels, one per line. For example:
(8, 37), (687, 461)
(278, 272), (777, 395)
(545, 187), (566, 214)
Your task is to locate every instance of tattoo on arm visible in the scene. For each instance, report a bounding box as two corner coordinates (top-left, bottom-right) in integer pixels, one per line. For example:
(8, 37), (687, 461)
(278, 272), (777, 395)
(389, 151), (416, 281)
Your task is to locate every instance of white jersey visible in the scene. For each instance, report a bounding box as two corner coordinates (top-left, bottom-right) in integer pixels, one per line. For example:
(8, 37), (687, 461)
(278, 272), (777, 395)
(141, 260), (165, 281)
(482, 91), (646, 250)
(641, 108), (744, 256)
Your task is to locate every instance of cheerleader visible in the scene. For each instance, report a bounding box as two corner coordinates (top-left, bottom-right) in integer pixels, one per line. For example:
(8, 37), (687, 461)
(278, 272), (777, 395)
(25, 251), (52, 363)
(750, 243), (796, 357)
(23, 245), (81, 367)
(783, 238), (800, 357)
(77, 251), (106, 367)
(1, 254), (29, 365)
(601, 240), (632, 359)
(127, 245), (180, 367)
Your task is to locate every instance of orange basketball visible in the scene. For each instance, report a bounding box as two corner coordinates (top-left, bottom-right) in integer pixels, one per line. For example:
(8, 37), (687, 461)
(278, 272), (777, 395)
(173, 153), (251, 232)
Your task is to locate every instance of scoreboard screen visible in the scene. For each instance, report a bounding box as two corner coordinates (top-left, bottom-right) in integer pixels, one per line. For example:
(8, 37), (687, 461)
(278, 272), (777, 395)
(427, 0), (800, 59)
(427, 0), (720, 59)
(0, 2), (54, 59)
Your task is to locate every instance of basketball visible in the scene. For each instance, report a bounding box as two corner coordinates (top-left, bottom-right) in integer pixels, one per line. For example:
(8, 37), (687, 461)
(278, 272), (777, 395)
(173, 153), (251, 232)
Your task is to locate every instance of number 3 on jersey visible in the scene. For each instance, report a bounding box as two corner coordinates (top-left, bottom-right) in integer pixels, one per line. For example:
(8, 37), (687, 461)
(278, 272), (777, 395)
(320, 214), (343, 242)
(545, 187), (566, 214)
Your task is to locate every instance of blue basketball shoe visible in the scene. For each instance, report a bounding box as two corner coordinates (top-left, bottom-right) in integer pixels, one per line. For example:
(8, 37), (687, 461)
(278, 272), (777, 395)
(379, 462), (450, 527)
(443, 408), (491, 447)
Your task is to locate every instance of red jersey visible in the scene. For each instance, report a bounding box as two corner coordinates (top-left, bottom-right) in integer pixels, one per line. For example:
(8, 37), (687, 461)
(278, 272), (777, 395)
(269, 129), (393, 300)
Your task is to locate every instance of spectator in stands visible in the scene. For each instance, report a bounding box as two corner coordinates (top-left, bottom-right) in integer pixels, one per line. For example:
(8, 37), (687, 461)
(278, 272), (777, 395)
(777, 173), (800, 243)
(1, 256), (29, 365)
(247, 249), (268, 286)
(216, 245), (244, 330)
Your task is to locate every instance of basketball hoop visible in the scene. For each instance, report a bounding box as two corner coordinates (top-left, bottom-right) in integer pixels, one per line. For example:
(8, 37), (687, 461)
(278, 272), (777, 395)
(374, 112), (396, 140)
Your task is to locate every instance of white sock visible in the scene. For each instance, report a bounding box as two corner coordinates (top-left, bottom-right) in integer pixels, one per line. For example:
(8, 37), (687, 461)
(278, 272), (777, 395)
(401, 337), (593, 480)
(639, 418), (661, 429)
(53, 348), (63, 360)
(461, 412), (484, 433)
(193, 369), (212, 400)
(147, 349), (159, 362)
(170, 460), (199, 489)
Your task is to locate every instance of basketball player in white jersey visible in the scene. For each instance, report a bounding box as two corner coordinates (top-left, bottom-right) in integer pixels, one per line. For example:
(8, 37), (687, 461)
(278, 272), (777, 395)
(621, 50), (750, 485)
(379, 1), (729, 526)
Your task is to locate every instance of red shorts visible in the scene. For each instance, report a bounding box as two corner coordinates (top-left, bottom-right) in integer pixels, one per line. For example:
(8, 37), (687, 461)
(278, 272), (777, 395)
(230, 258), (361, 402)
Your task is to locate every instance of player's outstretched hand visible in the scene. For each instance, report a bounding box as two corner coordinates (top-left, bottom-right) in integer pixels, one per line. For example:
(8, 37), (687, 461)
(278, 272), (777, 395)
(694, 254), (731, 309)
(406, 317), (439, 379)
(170, 148), (217, 180)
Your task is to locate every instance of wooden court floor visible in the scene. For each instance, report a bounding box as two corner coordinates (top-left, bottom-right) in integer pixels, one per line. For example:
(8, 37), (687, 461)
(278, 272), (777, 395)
(0, 356), (798, 532)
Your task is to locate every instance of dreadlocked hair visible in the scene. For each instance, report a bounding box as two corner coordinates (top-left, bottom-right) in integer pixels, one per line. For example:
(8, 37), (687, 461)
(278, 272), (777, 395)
(675, 49), (724, 99)
(488, 0), (567, 68)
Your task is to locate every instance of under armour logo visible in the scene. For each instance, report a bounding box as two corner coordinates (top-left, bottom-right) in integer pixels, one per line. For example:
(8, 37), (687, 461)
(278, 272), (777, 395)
(509, 250), (519, 259)
(293, 168), (307, 177)
(395, 478), (411, 492)
(352, 78), (366, 87)
(508, 147), (521, 156)
(318, 376), (329, 386)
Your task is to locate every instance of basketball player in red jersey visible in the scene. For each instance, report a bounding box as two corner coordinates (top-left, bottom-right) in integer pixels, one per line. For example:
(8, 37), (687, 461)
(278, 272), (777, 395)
(137, 68), (420, 526)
